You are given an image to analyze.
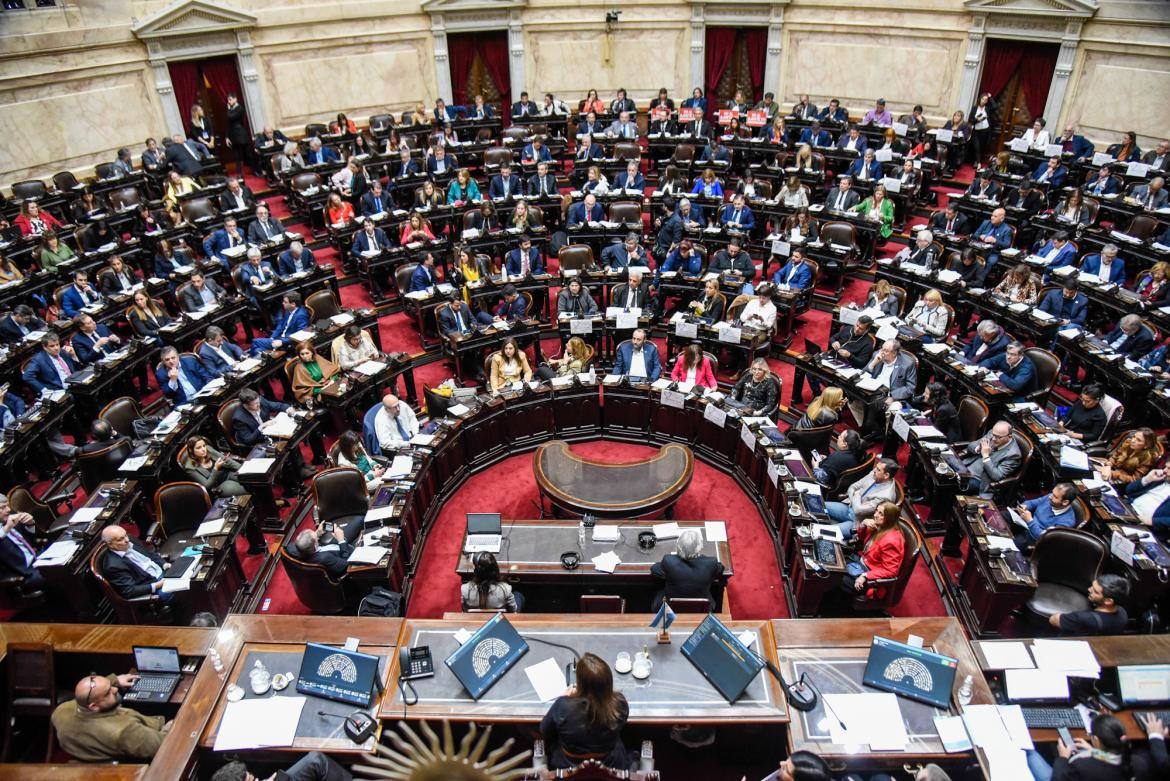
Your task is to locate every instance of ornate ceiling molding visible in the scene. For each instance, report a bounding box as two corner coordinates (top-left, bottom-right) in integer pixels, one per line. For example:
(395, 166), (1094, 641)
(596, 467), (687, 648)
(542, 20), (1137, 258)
(131, 0), (256, 41)
(421, 0), (528, 12)
(962, 0), (1098, 20)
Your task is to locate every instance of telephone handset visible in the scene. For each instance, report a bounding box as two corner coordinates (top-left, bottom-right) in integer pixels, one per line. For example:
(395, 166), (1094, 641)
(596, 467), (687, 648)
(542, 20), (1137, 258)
(399, 645), (434, 680)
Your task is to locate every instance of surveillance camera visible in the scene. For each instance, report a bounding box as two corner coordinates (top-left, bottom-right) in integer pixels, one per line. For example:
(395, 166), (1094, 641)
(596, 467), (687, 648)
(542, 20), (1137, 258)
(605, 10), (621, 23)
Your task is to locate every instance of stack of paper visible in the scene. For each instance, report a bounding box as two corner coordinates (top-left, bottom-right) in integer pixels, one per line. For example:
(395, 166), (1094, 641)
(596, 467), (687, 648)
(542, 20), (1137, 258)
(409, 433), (435, 447)
(1031, 638), (1101, 678)
(238, 457), (276, 476)
(704, 521), (727, 542)
(213, 696), (307, 751)
(386, 455), (414, 479)
(824, 692), (909, 750)
(348, 546), (389, 565)
(591, 551), (621, 573)
(33, 539), (79, 567)
(353, 360), (388, 376)
(592, 525), (620, 543)
(118, 455), (148, 473)
(446, 403), (470, 416)
(653, 522), (680, 539)
(69, 506), (103, 526)
(262, 412), (298, 438)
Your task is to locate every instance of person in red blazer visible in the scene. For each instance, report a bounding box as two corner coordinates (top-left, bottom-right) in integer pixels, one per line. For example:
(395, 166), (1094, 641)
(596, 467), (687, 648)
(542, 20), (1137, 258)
(846, 502), (905, 599)
(670, 343), (717, 389)
(14, 201), (63, 237)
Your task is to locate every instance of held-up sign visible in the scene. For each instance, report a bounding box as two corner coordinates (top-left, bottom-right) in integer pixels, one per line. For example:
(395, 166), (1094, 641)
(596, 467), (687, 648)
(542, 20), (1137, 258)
(935, 129), (954, 144)
(679, 106), (696, 123)
(651, 106), (668, 122)
(746, 110), (767, 128)
(717, 109), (735, 126)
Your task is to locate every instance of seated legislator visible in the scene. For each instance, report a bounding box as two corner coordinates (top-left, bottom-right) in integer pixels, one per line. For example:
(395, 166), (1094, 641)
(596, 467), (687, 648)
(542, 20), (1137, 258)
(823, 175), (860, 212)
(567, 193), (604, 227)
(218, 176), (253, 212)
(772, 252), (813, 290)
(237, 248), (277, 308)
(446, 168), (480, 205)
(390, 147), (421, 180)
(332, 325), (378, 372)
(708, 239), (755, 293)
(845, 149), (882, 182)
(1097, 428), (1158, 487)
(993, 263), (1040, 305)
(39, 231), (75, 274)
(818, 98), (849, 125)
(251, 292), (310, 353)
(613, 160), (644, 192)
(659, 239), (702, 277)
(862, 98), (893, 127)
(896, 230), (940, 271)
(360, 180), (393, 217)
(961, 421), (1022, 498)
(505, 236), (544, 277)
(556, 277), (598, 318)
(796, 387), (845, 429)
(956, 319), (1009, 363)
(488, 163), (524, 200)
(828, 316), (876, 368)
(581, 166), (611, 197)
(978, 341), (1036, 401)
(304, 137), (339, 166)
(606, 110), (638, 140)
(1107, 131), (1142, 162)
(790, 94), (816, 120)
(1143, 139), (1170, 171)
(540, 653), (634, 771)
(99, 255), (138, 295)
(163, 133), (209, 176)
(904, 289), (950, 341)
(512, 91), (540, 119)
(290, 340), (340, 404)
(21, 333), (79, 395)
(1135, 262), (1170, 306)
(863, 280), (900, 316)
(409, 252), (438, 292)
(1035, 231), (1077, 275)
(670, 343), (716, 389)
(99, 525), (172, 602)
(1013, 483), (1078, 548)
(373, 393), (419, 452)
(602, 232), (651, 270)
(612, 328), (661, 382)
(841, 501), (905, 600)
(1026, 714), (1132, 781)
(573, 131), (604, 162)
(1103, 313), (1155, 358)
(210, 752), (352, 781)
(826, 459), (899, 536)
(181, 433), (249, 500)
(1058, 384), (1108, 442)
(462, 552), (520, 612)
(0, 497), (46, 593)
(350, 218), (390, 264)
(797, 122), (832, 148)
(914, 382), (961, 443)
(71, 313), (122, 365)
(1049, 574), (1130, 636)
(1055, 124), (1095, 161)
(971, 208), (1013, 282)
(1084, 164), (1122, 197)
(52, 671), (171, 762)
(777, 175), (809, 209)
(928, 203), (970, 237)
(729, 358), (779, 416)
(718, 194), (755, 232)
(686, 278), (726, 322)
(611, 271), (652, 312)
(291, 525), (353, 578)
(15, 200), (63, 238)
(1033, 156), (1068, 188)
(651, 527), (724, 610)
(203, 216), (246, 271)
(813, 429), (867, 487)
(437, 291), (474, 342)
(61, 270), (103, 319)
(335, 431), (384, 493)
(836, 125), (868, 154)
(522, 140), (555, 168)
(0, 304), (44, 343)
(155, 345), (211, 405)
(476, 284), (527, 326)
(1038, 280), (1089, 328)
(278, 241), (317, 276)
(400, 212), (435, 244)
(489, 337), (534, 392)
(178, 271), (226, 313)
(536, 337), (591, 381)
(1081, 244), (1126, 285)
(856, 340), (917, 439)
(527, 161), (558, 199)
(738, 284), (778, 332)
(1126, 468), (1170, 532)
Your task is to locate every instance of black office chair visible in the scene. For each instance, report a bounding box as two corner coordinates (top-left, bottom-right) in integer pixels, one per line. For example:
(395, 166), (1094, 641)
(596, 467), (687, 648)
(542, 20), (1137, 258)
(1023, 527), (1107, 629)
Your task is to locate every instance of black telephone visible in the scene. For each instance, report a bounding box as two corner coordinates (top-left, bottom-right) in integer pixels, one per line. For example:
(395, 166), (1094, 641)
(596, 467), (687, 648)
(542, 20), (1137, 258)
(399, 645), (434, 680)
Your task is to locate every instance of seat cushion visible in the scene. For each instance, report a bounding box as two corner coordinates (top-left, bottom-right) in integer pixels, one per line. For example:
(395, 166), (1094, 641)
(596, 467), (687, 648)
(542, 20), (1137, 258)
(1027, 583), (1091, 618)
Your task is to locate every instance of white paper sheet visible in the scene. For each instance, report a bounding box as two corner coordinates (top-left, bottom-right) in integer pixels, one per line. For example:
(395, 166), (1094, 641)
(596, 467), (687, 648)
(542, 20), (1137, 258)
(704, 521), (727, 542)
(213, 696), (307, 751)
(262, 412), (298, 439)
(590, 550), (621, 573)
(933, 715), (973, 753)
(524, 657), (567, 702)
(1004, 668), (1070, 700)
(69, 506), (103, 525)
(238, 457), (276, 476)
(1031, 639), (1100, 678)
(998, 704), (1034, 750)
(161, 578), (190, 594)
(1059, 445), (1090, 471)
(348, 546), (389, 565)
(195, 518), (227, 537)
(386, 455), (413, 479)
(825, 692), (909, 750)
(118, 455), (148, 472)
(653, 522), (680, 539)
(592, 525), (621, 542)
(979, 641), (1035, 670)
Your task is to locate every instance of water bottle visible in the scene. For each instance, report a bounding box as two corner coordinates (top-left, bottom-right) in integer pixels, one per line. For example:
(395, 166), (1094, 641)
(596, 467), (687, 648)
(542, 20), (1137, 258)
(208, 647), (224, 673)
(957, 674), (974, 706)
(578, 521), (586, 549)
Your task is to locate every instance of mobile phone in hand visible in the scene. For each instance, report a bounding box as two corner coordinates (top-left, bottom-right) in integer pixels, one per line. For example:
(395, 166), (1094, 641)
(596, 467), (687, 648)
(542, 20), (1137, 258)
(1058, 726), (1075, 752)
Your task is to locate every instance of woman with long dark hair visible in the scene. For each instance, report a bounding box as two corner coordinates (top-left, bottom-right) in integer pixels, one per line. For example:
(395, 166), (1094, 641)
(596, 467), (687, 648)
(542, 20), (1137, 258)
(459, 552), (519, 612)
(540, 652), (632, 770)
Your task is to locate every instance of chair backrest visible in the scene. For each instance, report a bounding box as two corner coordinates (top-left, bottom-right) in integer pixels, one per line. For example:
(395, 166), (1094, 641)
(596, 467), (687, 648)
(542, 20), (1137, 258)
(889, 285), (908, 316)
(1024, 347), (1060, 402)
(1031, 527), (1106, 592)
(305, 289), (341, 321)
(6, 643), (55, 708)
(6, 486), (59, 537)
(788, 422), (834, 462)
(726, 293), (752, 321)
(820, 221), (856, 249)
(77, 439), (135, 493)
(368, 114), (392, 134)
(107, 186), (142, 212)
(98, 396), (143, 438)
(312, 467), (370, 525)
(53, 171), (79, 192)
(11, 180), (48, 200)
(579, 595), (626, 613)
(607, 201), (642, 224)
(956, 395), (989, 441)
(483, 147), (513, 168)
(752, 179), (773, 199)
(395, 263), (419, 296)
(154, 482), (212, 539)
(834, 452), (875, 498)
(502, 127), (528, 143)
(558, 245), (595, 271)
(292, 172), (322, 192)
(541, 761), (660, 780)
(361, 402), (383, 456)
(1127, 214), (1158, 240)
(179, 196), (217, 224)
(278, 547), (347, 614)
(304, 123), (328, 138)
(614, 142), (641, 161)
(216, 399), (243, 449)
(666, 597), (712, 614)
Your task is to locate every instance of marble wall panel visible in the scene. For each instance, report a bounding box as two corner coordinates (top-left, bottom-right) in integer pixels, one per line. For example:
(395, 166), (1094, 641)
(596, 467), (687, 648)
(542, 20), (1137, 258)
(1065, 49), (1170, 146)
(526, 28), (688, 101)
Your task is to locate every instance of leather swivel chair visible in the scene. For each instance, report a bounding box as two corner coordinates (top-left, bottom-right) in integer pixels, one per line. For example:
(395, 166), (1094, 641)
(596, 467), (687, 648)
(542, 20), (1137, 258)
(151, 482), (212, 540)
(558, 245), (596, 272)
(89, 543), (171, 625)
(78, 438), (134, 494)
(851, 518), (922, 614)
(278, 546), (348, 614)
(312, 467), (369, 543)
(1, 643), (57, 761)
(957, 395), (989, 441)
(1024, 527), (1107, 626)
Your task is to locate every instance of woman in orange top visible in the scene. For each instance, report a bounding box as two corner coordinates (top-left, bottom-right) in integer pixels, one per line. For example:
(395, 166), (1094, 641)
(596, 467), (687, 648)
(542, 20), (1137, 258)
(331, 113), (357, 135)
(845, 502), (905, 599)
(580, 89), (604, 115)
(400, 211), (435, 243)
(326, 193), (354, 227)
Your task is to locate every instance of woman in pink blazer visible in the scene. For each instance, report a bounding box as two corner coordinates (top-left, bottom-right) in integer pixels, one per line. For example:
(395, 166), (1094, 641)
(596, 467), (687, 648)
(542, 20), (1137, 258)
(670, 344), (717, 389)
(848, 502), (906, 599)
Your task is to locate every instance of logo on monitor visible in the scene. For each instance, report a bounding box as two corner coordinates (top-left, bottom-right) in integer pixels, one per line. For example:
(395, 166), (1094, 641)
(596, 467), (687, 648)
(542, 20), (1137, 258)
(471, 637), (511, 677)
(882, 657), (934, 693)
(316, 652), (359, 683)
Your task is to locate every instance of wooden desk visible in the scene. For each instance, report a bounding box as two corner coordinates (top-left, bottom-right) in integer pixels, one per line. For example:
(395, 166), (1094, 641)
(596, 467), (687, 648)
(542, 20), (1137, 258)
(381, 615), (788, 724)
(455, 518), (732, 612)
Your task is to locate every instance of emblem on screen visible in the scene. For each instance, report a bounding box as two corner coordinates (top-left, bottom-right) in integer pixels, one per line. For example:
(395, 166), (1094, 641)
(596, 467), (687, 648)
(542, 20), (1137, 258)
(316, 652), (359, 683)
(881, 657), (934, 693)
(471, 637), (511, 677)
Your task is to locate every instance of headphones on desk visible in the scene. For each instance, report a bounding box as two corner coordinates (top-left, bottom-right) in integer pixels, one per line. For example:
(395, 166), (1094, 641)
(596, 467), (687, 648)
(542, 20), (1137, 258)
(560, 551), (580, 570)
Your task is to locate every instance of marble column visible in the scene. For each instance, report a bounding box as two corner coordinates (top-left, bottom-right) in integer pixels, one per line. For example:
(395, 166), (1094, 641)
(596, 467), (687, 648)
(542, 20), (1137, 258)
(508, 10), (525, 100)
(689, 5), (705, 91)
(957, 15), (987, 115)
(235, 31), (267, 131)
(432, 14), (452, 103)
(1045, 22), (1081, 125)
(764, 9), (784, 96)
(147, 43), (185, 138)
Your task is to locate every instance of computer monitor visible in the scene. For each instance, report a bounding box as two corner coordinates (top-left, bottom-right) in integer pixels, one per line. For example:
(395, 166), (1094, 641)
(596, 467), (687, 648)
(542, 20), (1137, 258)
(680, 614), (764, 704)
(466, 512), (502, 535)
(862, 635), (958, 709)
(444, 613), (528, 700)
(133, 646), (180, 673)
(1117, 664), (1170, 705)
(296, 642), (382, 707)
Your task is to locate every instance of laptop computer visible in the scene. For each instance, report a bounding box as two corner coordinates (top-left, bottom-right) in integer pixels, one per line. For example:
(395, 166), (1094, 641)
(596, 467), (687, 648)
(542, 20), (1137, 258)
(444, 613), (529, 700)
(295, 642), (382, 707)
(124, 647), (182, 703)
(804, 338), (825, 357)
(681, 614), (764, 704)
(1117, 664), (1170, 706)
(862, 635), (959, 709)
(464, 512), (502, 553)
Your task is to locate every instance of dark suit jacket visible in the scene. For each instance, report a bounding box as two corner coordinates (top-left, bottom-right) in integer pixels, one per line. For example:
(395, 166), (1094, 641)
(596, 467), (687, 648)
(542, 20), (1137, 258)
(178, 278), (226, 312)
(277, 248), (317, 276)
(963, 332), (1010, 363)
(610, 282), (651, 311)
(391, 159), (421, 179)
(437, 301), (474, 337)
(71, 325), (118, 365)
(567, 202), (604, 226)
(163, 140), (208, 176)
(231, 397), (289, 447)
(928, 211), (969, 235)
(0, 526), (39, 579)
(351, 228), (390, 261)
(823, 187), (860, 211)
(650, 553), (724, 609)
(197, 340), (244, 376)
(600, 244), (649, 270)
(505, 247), (544, 276)
(246, 217), (285, 244)
(155, 355), (213, 404)
(101, 539), (166, 598)
(527, 172), (558, 196)
(306, 542), (355, 579)
(488, 174), (523, 199)
(830, 325), (875, 367)
(61, 285), (102, 318)
(359, 191), (393, 216)
(99, 269), (137, 295)
(22, 349), (79, 393)
(218, 187), (255, 212)
(1103, 325), (1155, 358)
(0, 315), (45, 343)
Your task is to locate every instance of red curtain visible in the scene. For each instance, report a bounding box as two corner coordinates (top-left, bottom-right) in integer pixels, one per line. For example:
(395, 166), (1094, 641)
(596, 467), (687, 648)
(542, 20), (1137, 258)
(447, 33), (476, 110)
(201, 57), (242, 112)
(979, 39), (1059, 118)
(1018, 46), (1058, 118)
(167, 61), (200, 130)
(704, 27), (737, 100)
(743, 28), (768, 102)
(476, 32), (511, 127)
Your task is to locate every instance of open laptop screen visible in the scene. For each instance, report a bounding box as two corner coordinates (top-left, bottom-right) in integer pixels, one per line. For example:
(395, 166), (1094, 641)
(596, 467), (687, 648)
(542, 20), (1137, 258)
(133, 647), (180, 673)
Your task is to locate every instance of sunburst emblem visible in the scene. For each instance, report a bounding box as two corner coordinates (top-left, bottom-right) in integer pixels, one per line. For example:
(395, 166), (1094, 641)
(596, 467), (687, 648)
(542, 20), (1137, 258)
(353, 719), (531, 781)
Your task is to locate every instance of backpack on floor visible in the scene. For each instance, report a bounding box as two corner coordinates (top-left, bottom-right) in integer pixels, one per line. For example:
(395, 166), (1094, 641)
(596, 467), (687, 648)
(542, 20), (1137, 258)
(358, 586), (402, 617)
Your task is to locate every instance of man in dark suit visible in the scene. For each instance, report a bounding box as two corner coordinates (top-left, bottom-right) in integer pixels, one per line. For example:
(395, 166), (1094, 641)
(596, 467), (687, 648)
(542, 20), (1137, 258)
(606, 111), (638, 140)
(718, 195), (755, 232)
(155, 346), (211, 404)
(845, 149), (882, 182)
(566, 193), (604, 227)
(251, 292), (310, 353)
(0, 498), (46, 593)
(1084, 165), (1121, 197)
(684, 108), (714, 140)
(1033, 156), (1068, 188)
(611, 270), (652, 311)
(828, 315), (876, 368)
(469, 94), (493, 120)
(246, 204), (285, 244)
(202, 216), (246, 271)
(1132, 177), (1168, 211)
(426, 146), (456, 177)
(708, 238), (756, 291)
(71, 314), (122, 365)
(79, 419), (129, 455)
(437, 292), (474, 340)
(476, 284), (527, 325)
(304, 138), (339, 166)
(232, 388), (316, 478)
(613, 160), (645, 192)
(652, 198), (704, 256)
(21, 334), (79, 393)
(432, 99), (460, 124)
(576, 112), (604, 137)
(836, 125), (868, 154)
(817, 99), (849, 125)
(574, 133), (604, 164)
(61, 270), (103, 319)
(0, 304), (46, 343)
(488, 164), (523, 200)
(1125, 468), (1170, 532)
(350, 219), (390, 264)
(99, 255), (138, 295)
(972, 208), (1013, 281)
(896, 230), (939, 270)
(1004, 179), (1045, 216)
(823, 176), (861, 212)
(602, 233), (651, 270)
(928, 203), (969, 236)
(1104, 314), (1155, 358)
(957, 320), (1010, 363)
(359, 181), (393, 216)
(218, 177), (254, 213)
(1056, 124), (1094, 160)
(163, 133), (208, 176)
(237, 248), (277, 309)
(178, 271), (226, 312)
(791, 95), (817, 120)
(391, 147), (421, 180)
(511, 92), (538, 119)
(650, 527), (724, 611)
(1143, 140), (1169, 171)
(277, 241), (316, 276)
(700, 138), (731, 165)
(1038, 280), (1088, 327)
(966, 170), (1001, 200)
(99, 525), (170, 600)
(527, 161), (558, 197)
(798, 121), (832, 148)
(979, 341), (1036, 401)
(291, 525), (354, 577)
(505, 236), (544, 277)
(409, 252), (438, 292)
(521, 138), (554, 166)
(197, 325), (245, 376)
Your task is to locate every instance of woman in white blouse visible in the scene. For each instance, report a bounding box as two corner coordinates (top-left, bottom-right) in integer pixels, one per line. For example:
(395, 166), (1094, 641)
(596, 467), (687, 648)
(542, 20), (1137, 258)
(1021, 117), (1050, 150)
(904, 288), (950, 341)
(777, 175), (808, 208)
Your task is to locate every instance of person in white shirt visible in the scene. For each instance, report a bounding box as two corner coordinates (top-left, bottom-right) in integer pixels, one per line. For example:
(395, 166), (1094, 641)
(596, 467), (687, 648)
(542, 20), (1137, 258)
(373, 393), (419, 451)
(333, 325), (379, 371)
(737, 284), (777, 331)
(904, 288), (950, 340)
(1021, 117), (1050, 150)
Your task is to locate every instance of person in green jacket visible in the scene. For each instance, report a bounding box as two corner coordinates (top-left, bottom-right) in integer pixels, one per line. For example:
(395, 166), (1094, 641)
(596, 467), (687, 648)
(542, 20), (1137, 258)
(52, 672), (171, 762)
(853, 182), (895, 241)
(39, 230), (75, 273)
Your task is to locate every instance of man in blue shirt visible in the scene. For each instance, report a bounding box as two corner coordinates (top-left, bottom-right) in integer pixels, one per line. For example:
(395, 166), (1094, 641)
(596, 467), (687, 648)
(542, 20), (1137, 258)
(1014, 483), (1078, 548)
(978, 341), (1036, 401)
(972, 208), (1013, 283)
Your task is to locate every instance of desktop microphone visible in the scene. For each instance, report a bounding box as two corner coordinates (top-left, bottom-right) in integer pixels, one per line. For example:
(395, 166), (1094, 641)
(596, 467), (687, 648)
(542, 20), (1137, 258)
(746, 647), (817, 713)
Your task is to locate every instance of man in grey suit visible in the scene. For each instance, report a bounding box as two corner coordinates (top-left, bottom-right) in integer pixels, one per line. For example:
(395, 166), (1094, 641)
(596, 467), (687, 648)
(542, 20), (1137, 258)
(1132, 177), (1168, 211)
(857, 339), (917, 442)
(179, 272), (227, 312)
(962, 421), (1022, 497)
